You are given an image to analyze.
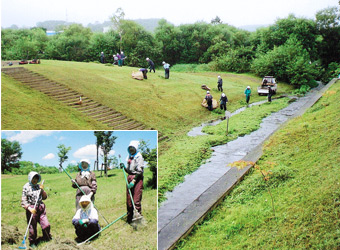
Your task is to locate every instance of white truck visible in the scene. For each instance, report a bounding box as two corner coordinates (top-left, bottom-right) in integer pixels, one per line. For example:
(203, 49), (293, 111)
(257, 76), (277, 95)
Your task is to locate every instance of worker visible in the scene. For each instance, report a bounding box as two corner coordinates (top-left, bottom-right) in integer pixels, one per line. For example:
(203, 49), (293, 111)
(220, 93), (228, 110)
(21, 171), (52, 248)
(72, 195), (100, 242)
(162, 61), (170, 79)
(139, 68), (148, 79)
(268, 86), (274, 102)
(217, 76), (223, 92)
(120, 140), (144, 224)
(71, 159), (97, 210)
(205, 91), (213, 111)
(244, 86), (251, 105)
(146, 58), (155, 73)
(100, 52), (105, 64)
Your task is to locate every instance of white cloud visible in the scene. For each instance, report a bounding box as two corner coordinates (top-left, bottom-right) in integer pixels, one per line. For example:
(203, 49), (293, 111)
(73, 144), (97, 160)
(43, 153), (55, 160)
(8, 131), (55, 144)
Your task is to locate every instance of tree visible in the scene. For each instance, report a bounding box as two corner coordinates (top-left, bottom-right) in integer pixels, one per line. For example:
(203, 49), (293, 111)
(110, 7), (125, 52)
(139, 140), (157, 189)
(57, 144), (71, 172)
(100, 132), (117, 177)
(211, 16), (222, 25)
(94, 131), (105, 171)
(1, 139), (23, 174)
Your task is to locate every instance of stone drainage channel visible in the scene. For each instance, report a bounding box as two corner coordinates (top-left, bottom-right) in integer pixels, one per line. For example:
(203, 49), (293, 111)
(158, 79), (338, 250)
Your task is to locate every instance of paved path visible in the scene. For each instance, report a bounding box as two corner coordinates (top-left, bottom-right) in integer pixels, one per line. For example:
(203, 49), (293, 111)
(158, 79), (338, 250)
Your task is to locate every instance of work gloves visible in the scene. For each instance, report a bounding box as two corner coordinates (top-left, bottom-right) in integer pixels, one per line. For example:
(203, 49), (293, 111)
(28, 207), (37, 214)
(127, 180), (135, 189)
(79, 219), (89, 228)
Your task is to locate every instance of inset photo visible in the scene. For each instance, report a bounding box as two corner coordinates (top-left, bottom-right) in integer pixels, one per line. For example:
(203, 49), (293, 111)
(1, 130), (157, 250)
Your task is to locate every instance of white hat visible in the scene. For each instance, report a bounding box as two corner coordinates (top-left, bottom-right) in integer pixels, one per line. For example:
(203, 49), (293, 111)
(247, 86), (250, 89)
(162, 61), (165, 64)
(218, 75), (221, 78)
(79, 159), (90, 171)
(222, 93), (225, 97)
(146, 58), (149, 60)
(207, 91), (210, 94)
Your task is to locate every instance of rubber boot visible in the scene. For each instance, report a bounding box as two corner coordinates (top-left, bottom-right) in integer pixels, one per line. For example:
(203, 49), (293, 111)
(42, 226), (52, 241)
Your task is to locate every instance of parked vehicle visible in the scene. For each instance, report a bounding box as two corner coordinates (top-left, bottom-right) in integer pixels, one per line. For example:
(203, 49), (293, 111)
(258, 76), (277, 95)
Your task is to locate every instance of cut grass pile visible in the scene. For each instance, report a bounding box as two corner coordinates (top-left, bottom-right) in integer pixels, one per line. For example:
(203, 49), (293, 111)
(158, 97), (290, 203)
(1, 168), (157, 250)
(176, 81), (340, 249)
(2, 60), (293, 133)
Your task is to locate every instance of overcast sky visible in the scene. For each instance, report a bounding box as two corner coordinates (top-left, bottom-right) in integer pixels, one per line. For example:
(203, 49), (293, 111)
(1, 0), (338, 29)
(1, 130), (157, 170)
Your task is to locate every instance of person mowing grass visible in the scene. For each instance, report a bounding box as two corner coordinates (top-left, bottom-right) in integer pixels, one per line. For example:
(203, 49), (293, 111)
(21, 171), (52, 248)
(120, 140), (144, 224)
(72, 159), (97, 210)
(72, 195), (101, 242)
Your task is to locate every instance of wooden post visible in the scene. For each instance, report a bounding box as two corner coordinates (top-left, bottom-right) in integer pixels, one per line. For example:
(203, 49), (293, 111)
(225, 111), (231, 135)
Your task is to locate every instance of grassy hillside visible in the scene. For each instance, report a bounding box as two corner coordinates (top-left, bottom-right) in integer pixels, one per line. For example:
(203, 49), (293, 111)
(176, 81), (340, 249)
(2, 60), (293, 134)
(1, 74), (110, 130)
(1, 169), (157, 250)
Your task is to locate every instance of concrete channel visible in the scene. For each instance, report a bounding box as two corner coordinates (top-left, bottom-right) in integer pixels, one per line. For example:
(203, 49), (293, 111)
(158, 79), (338, 250)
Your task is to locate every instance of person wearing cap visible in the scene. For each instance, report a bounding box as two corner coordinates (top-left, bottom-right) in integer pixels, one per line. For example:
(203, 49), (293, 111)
(162, 61), (170, 79)
(244, 86), (251, 105)
(120, 140), (144, 224)
(72, 159), (97, 210)
(146, 58), (155, 73)
(205, 91), (213, 111)
(217, 76), (223, 92)
(72, 195), (101, 242)
(21, 171), (52, 248)
(100, 52), (105, 64)
(120, 51), (126, 66)
(220, 92), (228, 111)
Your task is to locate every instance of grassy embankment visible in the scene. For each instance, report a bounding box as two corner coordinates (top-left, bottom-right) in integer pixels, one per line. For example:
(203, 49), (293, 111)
(2, 60), (293, 133)
(1, 168), (157, 250)
(176, 81), (340, 249)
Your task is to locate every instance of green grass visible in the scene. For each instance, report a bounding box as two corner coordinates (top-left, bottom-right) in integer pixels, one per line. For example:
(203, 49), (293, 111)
(175, 81), (340, 249)
(158, 98), (290, 202)
(1, 74), (110, 130)
(2, 60), (293, 134)
(1, 168), (157, 250)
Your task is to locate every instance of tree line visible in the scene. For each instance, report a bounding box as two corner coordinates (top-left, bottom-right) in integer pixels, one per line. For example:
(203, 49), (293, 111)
(1, 6), (340, 86)
(1, 133), (157, 189)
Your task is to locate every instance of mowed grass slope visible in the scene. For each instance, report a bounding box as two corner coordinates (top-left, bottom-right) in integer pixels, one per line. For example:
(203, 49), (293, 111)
(2, 60), (293, 134)
(176, 81), (340, 249)
(1, 74), (110, 130)
(1, 169), (157, 250)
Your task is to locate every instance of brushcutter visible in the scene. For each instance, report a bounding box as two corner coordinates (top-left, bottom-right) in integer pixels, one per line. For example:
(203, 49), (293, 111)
(59, 164), (109, 225)
(118, 154), (143, 223)
(19, 180), (45, 250)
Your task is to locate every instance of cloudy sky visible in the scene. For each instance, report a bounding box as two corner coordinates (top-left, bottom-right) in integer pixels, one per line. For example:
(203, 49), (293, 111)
(1, 0), (338, 28)
(1, 130), (157, 170)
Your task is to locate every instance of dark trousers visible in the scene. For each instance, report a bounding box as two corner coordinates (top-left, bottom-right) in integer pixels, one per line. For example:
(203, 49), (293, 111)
(218, 85), (223, 92)
(207, 101), (213, 111)
(74, 223), (100, 241)
(246, 95), (250, 104)
(149, 66), (155, 73)
(127, 175), (143, 223)
(220, 103), (226, 110)
(268, 94), (272, 102)
(165, 68), (170, 79)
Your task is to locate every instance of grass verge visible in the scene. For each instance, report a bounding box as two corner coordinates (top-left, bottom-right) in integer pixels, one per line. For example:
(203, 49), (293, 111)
(176, 81), (340, 249)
